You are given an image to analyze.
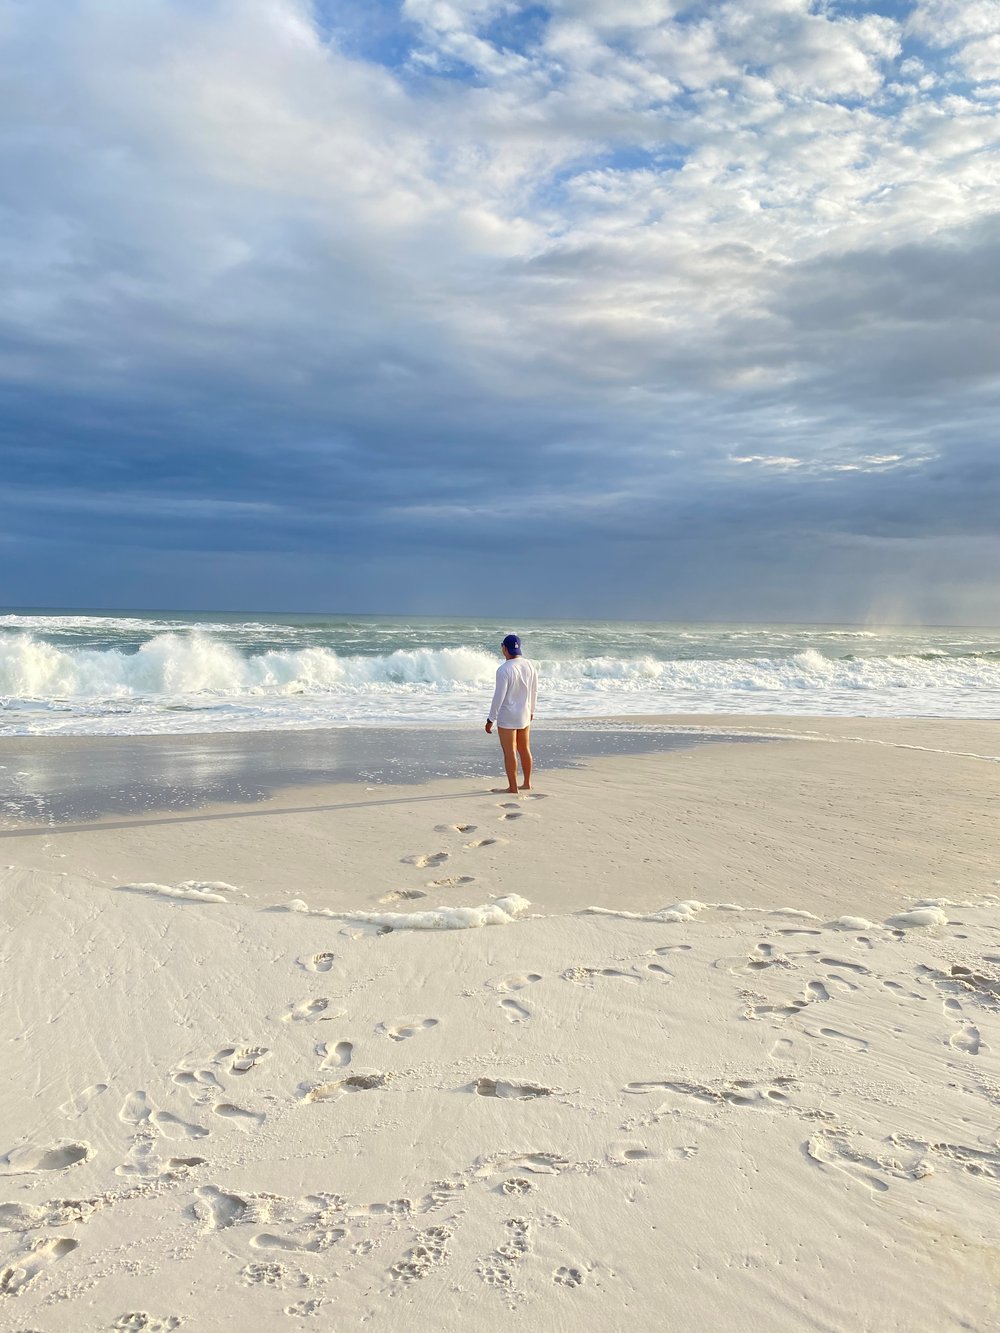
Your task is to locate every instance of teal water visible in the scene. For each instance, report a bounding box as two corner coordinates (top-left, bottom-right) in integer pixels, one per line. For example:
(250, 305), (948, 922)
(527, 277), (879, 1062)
(3, 610), (1000, 732)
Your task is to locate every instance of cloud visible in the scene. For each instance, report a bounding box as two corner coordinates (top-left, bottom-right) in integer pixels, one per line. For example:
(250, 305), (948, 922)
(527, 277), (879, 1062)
(0, 0), (998, 619)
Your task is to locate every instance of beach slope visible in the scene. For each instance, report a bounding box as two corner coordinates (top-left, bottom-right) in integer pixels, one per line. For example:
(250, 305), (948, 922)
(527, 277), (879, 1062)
(1, 719), (999, 1331)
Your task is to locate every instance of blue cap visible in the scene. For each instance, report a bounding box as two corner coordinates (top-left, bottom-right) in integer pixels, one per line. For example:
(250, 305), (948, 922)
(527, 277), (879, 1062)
(501, 633), (522, 656)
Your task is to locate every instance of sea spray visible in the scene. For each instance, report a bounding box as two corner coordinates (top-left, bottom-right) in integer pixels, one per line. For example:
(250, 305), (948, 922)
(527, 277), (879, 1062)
(4, 613), (1000, 733)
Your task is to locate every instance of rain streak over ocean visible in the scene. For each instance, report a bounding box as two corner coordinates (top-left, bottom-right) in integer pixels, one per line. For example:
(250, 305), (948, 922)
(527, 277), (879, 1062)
(2, 611), (1000, 735)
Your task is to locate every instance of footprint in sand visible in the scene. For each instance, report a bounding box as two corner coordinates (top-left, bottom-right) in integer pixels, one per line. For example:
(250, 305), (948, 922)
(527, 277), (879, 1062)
(59, 1082), (109, 1119)
(472, 1078), (554, 1100)
(300, 952), (336, 973)
(282, 998), (342, 1023)
(378, 1017), (439, 1041)
(935, 963), (1000, 1009)
(489, 973), (542, 993)
(465, 838), (501, 850)
(389, 1225), (453, 1283)
(769, 1037), (797, 1062)
(745, 978), (831, 1021)
(646, 962), (673, 980)
(476, 1218), (530, 1289)
(284, 1301), (330, 1318)
(608, 1142), (668, 1164)
(826, 972), (861, 994)
(251, 1232), (324, 1254)
(240, 1259), (287, 1287)
(434, 823), (477, 834)
(115, 1139), (159, 1179)
(950, 1025), (983, 1055)
(624, 1077), (794, 1110)
(151, 1111), (209, 1140)
(0, 1140), (93, 1175)
(318, 1040), (354, 1069)
(229, 1046), (270, 1075)
(497, 798), (539, 822)
(0, 1236), (79, 1297)
(353, 1198), (413, 1219)
(501, 1177), (533, 1196)
(112, 1315), (182, 1332)
(716, 944), (795, 976)
(303, 1073), (389, 1102)
(479, 1151), (570, 1177)
(301, 1082), (341, 1103)
(946, 1005), (983, 1055)
(427, 875), (475, 888)
(819, 956), (871, 975)
(379, 888), (428, 904)
(195, 1184), (248, 1230)
(171, 1067), (223, 1099)
(403, 851), (449, 869)
(212, 1103), (265, 1129)
(0, 1200), (98, 1231)
(119, 1090), (153, 1126)
(562, 965), (642, 986)
(805, 1129), (905, 1193)
(500, 998), (530, 1023)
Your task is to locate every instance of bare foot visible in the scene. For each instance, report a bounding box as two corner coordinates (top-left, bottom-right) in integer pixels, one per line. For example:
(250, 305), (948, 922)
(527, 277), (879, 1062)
(492, 786), (519, 794)
(519, 784), (531, 791)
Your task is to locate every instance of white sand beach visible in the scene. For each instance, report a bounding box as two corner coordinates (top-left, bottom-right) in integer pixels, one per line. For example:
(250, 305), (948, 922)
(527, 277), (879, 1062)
(1, 717), (999, 1331)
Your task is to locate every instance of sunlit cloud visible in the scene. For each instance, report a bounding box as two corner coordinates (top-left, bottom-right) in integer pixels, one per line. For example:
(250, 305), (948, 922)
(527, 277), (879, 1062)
(1, 0), (998, 619)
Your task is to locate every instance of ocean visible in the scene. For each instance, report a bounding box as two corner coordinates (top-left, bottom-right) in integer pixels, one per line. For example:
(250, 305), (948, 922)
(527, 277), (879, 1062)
(2, 610), (1000, 736)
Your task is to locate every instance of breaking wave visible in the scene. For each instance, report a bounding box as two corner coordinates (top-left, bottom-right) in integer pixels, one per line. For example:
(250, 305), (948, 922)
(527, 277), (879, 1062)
(3, 627), (1000, 733)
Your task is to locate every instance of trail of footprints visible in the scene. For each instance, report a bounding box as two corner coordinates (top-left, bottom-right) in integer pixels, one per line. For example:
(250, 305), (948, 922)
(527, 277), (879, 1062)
(87, 1043), (279, 1193)
(915, 962), (995, 1056)
(0, 1236), (79, 1298)
(734, 943), (879, 1055)
(650, 933), (1000, 1197)
(0, 795), (589, 1307)
(401, 796), (546, 880)
(738, 938), (995, 1060)
(63, 1153), (588, 1302)
(178, 1149), (608, 1299)
(9, 782), (997, 1311)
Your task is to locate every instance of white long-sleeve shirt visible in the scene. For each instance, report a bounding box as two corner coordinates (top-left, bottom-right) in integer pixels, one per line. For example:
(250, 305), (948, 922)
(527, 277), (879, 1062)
(488, 657), (537, 729)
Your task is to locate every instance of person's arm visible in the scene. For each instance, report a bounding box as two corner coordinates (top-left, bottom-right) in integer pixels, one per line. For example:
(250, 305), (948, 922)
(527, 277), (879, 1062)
(530, 664), (537, 721)
(485, 665), (509, 733)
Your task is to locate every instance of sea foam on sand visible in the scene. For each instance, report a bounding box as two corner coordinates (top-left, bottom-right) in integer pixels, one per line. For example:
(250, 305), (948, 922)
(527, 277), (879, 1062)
(282, 893), (531, 931)
(1, 861), (999, 1332)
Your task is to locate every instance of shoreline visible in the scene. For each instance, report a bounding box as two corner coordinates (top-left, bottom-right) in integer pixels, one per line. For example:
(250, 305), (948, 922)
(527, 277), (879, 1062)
(3, 713), (998, 825)
(0, 720), (769, 826)
(2, 715), (997, 921)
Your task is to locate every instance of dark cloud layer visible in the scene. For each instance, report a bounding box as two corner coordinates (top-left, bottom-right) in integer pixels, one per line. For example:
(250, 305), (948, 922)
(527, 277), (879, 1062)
(2, 0), (999, 621)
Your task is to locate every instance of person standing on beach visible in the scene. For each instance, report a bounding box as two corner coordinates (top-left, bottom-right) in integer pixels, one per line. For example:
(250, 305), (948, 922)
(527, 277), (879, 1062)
(485, 633), (537, 794)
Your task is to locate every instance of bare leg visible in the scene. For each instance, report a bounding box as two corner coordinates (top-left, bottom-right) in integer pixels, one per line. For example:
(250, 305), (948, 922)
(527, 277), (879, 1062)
(515, 726), (532, 790)
(496, 727), (519, 794)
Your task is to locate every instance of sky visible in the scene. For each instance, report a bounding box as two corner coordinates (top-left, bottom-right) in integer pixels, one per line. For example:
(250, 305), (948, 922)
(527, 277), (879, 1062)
(2, 0), (999, 622)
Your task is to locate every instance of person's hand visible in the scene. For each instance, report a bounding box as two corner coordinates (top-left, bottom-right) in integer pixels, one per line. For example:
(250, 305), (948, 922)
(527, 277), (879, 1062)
(485, 720), (493, 734)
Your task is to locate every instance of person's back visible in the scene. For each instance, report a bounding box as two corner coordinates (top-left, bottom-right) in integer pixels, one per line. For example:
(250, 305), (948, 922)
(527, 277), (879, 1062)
(485, 633), (537, 793)
(493, 656), (536, 730)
